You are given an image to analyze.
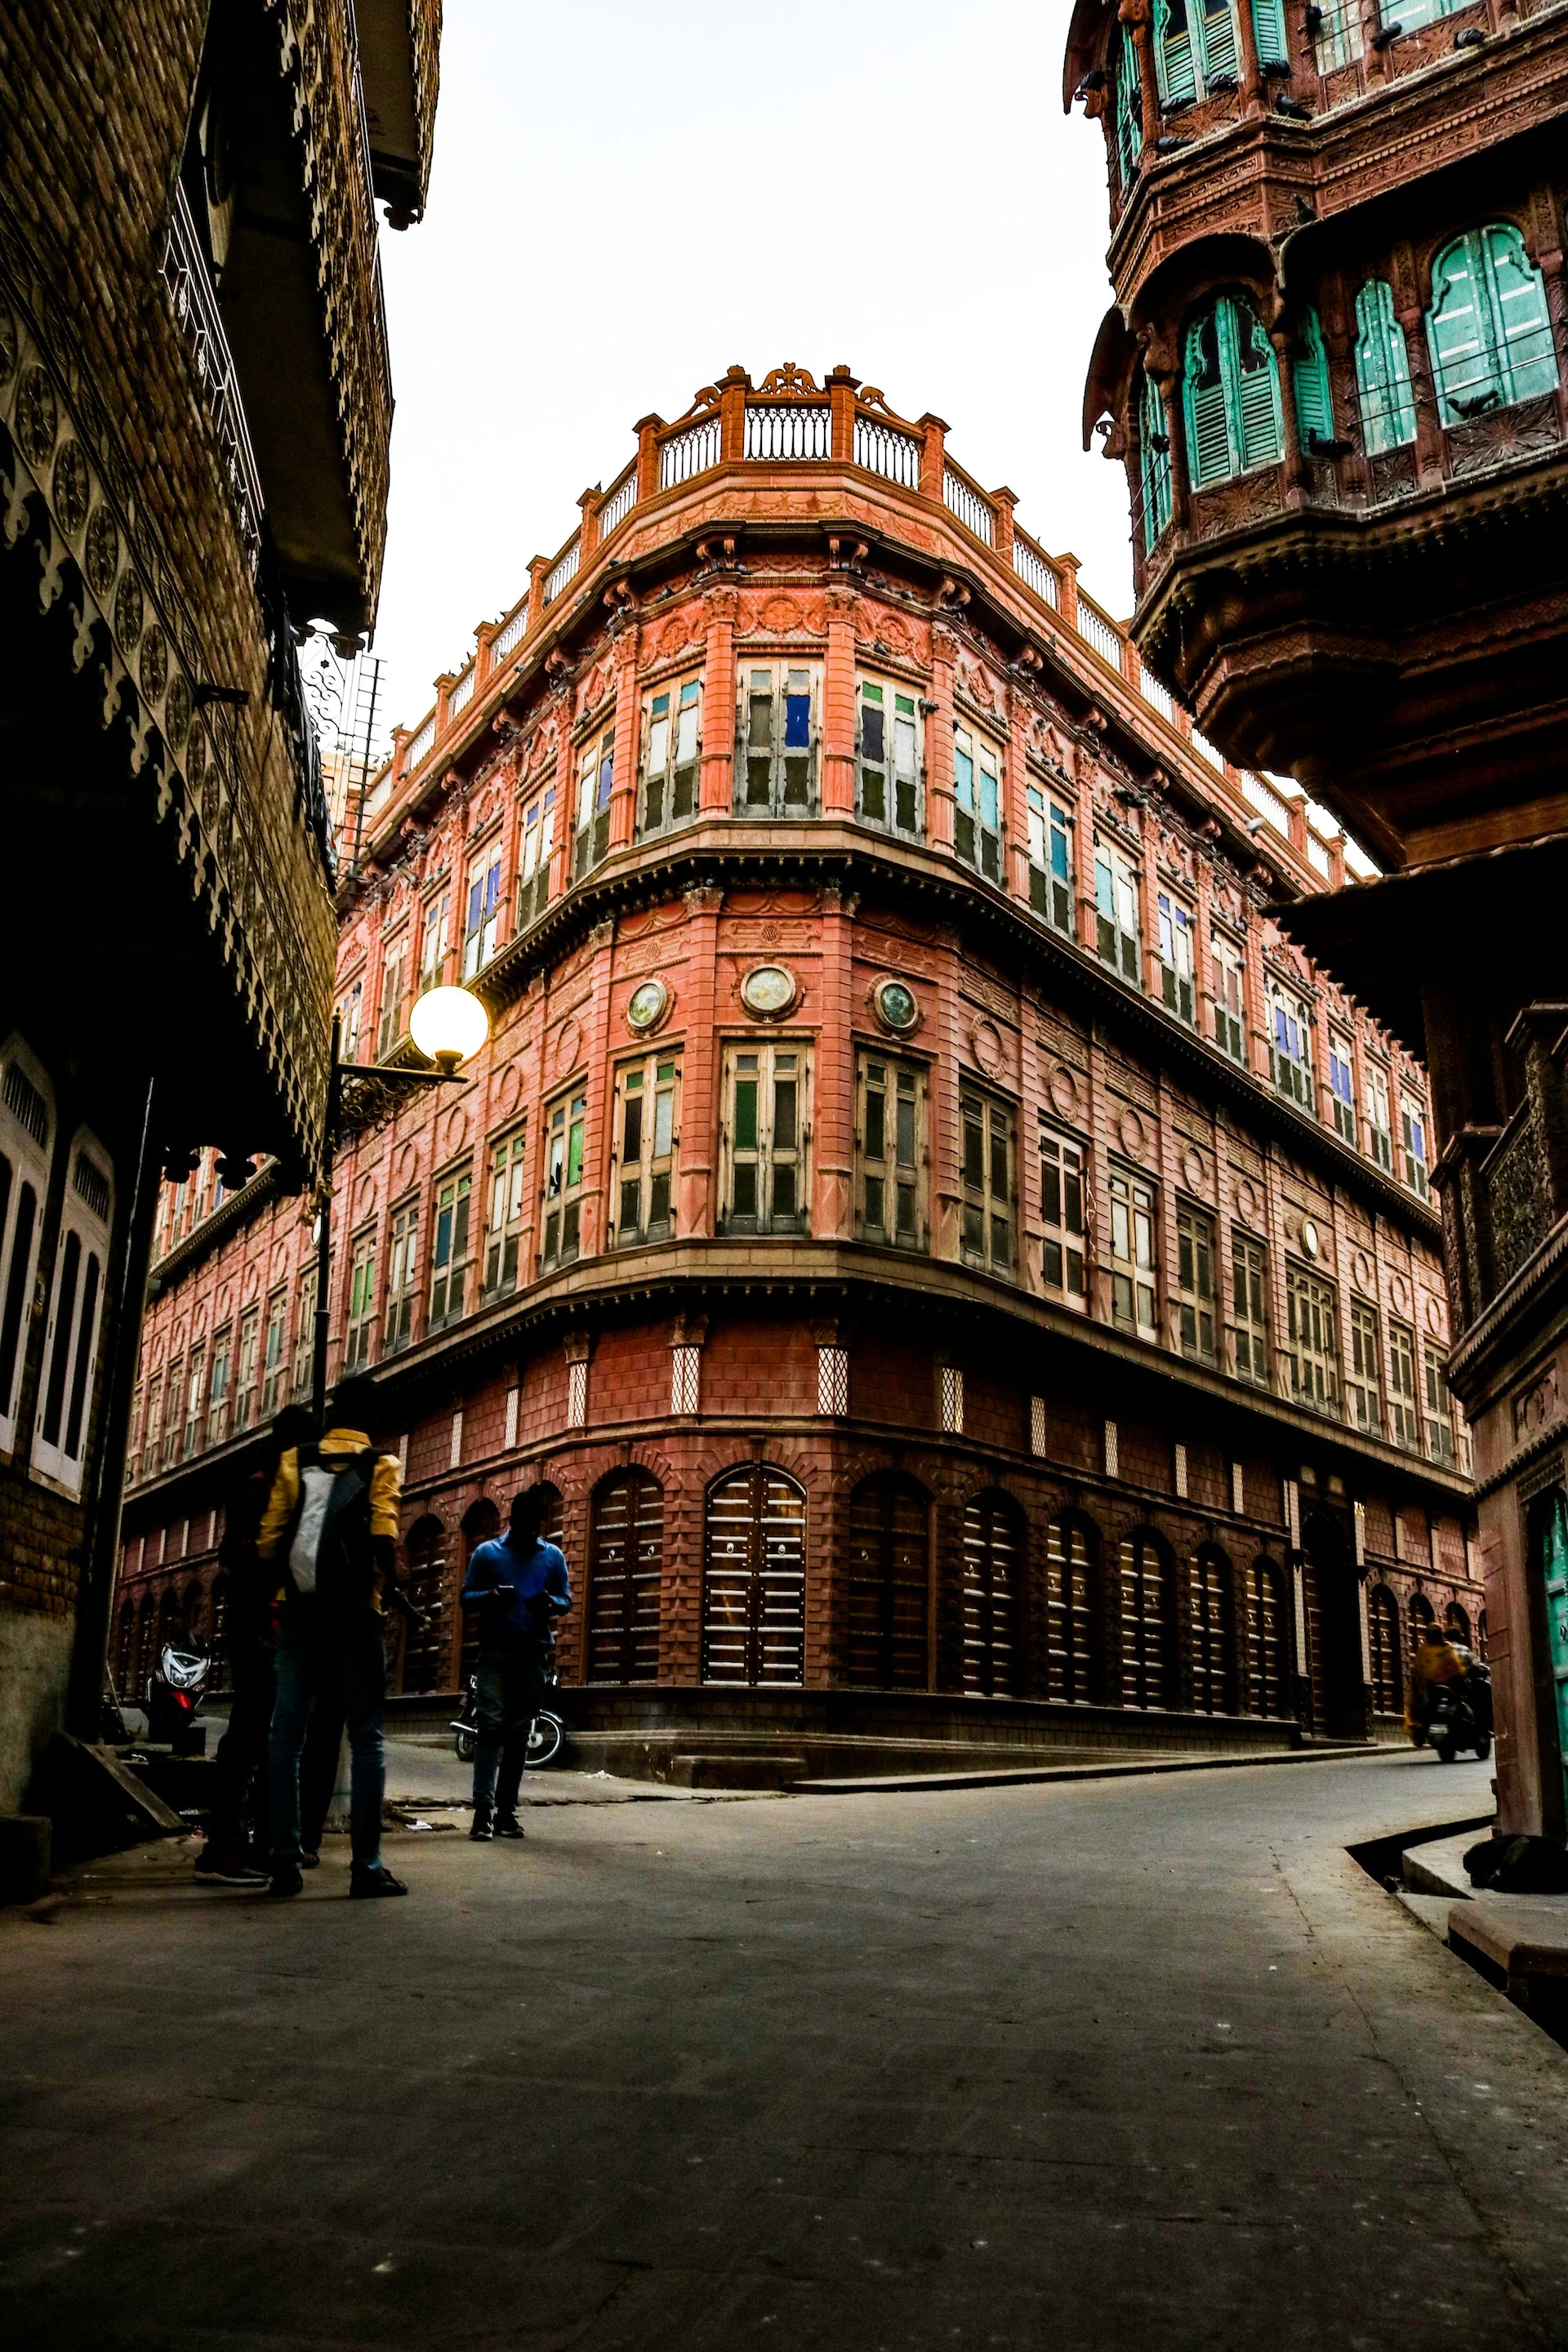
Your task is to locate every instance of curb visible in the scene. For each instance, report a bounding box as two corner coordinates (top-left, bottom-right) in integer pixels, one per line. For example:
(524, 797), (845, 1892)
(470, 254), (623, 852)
(792, 1743), (1375, 1797)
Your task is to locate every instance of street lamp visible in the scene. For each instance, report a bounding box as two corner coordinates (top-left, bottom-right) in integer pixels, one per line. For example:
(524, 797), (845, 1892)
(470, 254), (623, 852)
(311, 982), (490, 1420)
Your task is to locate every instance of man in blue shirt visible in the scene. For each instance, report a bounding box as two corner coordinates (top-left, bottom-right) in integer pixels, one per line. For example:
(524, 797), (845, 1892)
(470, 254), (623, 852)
(461, 1487), (571, 1840)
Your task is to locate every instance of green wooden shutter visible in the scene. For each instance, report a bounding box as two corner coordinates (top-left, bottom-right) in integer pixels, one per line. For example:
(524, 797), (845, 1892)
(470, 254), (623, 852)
(1140, 372), (1173, 540)
(1115, 28), (1143, 184)
(1485, 225), (1558, 404)
(1354, 278), (1416, 452)
(1427, 232), (1491, 424)
(1232, 301), (1285, 469)
(1292, 307), (1334, 446)
(1155, 0), (1197, 103)
(1184, 311), (1235, 487)
(1197, 0), (1240, 78)
(1251, 0), (1289, 66)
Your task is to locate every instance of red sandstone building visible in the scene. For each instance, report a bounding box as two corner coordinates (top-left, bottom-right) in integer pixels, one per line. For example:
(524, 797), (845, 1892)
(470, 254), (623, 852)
(1063, 0), (1566, 1833)
(115, 364), (1478, 1777)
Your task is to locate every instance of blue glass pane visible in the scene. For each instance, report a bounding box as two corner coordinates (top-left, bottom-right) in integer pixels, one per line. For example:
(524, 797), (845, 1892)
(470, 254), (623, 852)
(785, 696), (810, 749)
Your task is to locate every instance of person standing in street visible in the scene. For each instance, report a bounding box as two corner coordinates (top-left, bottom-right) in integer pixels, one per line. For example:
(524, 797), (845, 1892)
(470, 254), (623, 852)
(461, 1487), (571, 1841)
(257, 1374), (410, 1899)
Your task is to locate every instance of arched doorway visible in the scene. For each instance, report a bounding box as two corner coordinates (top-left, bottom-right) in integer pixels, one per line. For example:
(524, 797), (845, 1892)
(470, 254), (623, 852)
(702, 1465), (805, 1684)
(1044, 1516), (1098, 1704)
(962, 1490), (1022, 1696)
(1408, 1592), (1435, 1656)
(845, 1474), (929, 1689)
(402, 1516), (450, 1693)
(1241, 1557), (1287, 1718)
(1301, 1509), (1367, 1738)
(457, 1499), (502, 1687)
(588, 1468), (664, 1682)
(1446, 1601), (1472, 1649)
(1369, 1586), (1402, 1717)
(1118, 1532), (1174, 1709)
(1190, 1547), (1233, 1715)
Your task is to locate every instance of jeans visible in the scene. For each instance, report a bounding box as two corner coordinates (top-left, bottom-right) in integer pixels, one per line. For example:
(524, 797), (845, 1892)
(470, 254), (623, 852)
(269, 1610), (386, 1873)
(472, 1649), (546, 1817)
(208, 1634), (276, 1855)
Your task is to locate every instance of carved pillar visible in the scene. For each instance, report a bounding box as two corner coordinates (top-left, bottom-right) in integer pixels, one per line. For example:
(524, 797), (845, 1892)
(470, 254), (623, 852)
(822, 584), (858, 817)
(1398, 303), (1447, 488)
(608, 621), (641, 851)
(1132, 12), (1160, 145)
(1536, 236), (1568, 439)
(675, 885), (724, 1239)
(813, 882), (855, 1241)
(700, 585), (739, 813)
(927, 624), (958, 853)
(1272, 330), (1310, 496)
(1233, 0), (1263, 103)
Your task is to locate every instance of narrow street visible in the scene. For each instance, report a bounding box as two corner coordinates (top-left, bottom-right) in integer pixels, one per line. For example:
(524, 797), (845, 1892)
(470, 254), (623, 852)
(4, 1750), (1566, 2352)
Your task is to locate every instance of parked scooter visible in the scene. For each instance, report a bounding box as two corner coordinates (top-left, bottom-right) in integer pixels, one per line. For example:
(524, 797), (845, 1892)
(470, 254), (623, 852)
(451, 1668), (564, 1770)
(1428, 1663), (1493, 1763)
(145, 1638), (210, 1752)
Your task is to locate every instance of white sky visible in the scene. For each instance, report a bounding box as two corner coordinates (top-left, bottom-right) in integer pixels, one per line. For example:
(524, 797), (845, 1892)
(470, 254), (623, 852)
(369, 0), (1129, 743)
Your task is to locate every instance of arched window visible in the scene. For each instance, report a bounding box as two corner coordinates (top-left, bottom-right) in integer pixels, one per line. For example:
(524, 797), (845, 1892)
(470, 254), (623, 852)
(1152, 0), (1241, 105)
(1292, 308), (1334, 451)
(1183, 295), (1284, 488)
(1045, 1517), (1098, 1704)
(1241, 1557), (1285, 1717)
(1445, 1601), (1472, 1650)
(702, 1465), (805, 1685)
(403, 1516), (451, 1694)
(1408, 1591), (1435, 1653)
(1190, 1548), (1233, 1714)
(0, 1036), (53, 1459)
(1118, 1533), (1174, 1708)
(31, 1127), (114, 1497)
(588, 1468), (664, 1684)
(457, 1499), (501, 1687)
(1427, 226), (1557, 425)
(962, 1491), (1022, 1697)
(1369, 1587), (1402, 1714)
(1354, 280), (1416, 453)
(846, 1474), (929, 1690)
(1139, 374), (1173, 547)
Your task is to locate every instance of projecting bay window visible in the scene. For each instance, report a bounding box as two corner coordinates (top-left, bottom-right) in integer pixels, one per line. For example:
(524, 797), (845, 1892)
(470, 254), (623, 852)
(429, 1169), (472, 1328)
(740, 663), (817, 817)
(1027, 785), (1073, 934)
(1268, 981), (1313, 1111)
(1401, 1097), (1430, 1201)
(575, 729), (614, 878)
(376, 936), (408, 1058)
(721, 1045), (808, 1235)
(207, 1326), (230, 1446)
(1366, 1064), (1393, 1172)
(1038, 1125), (1087, 1306)
(857, 679), (921, 837)
(952, 726), (1002, 883)
(857, 1054), (925, 1251)
(1232, 1233), (1268, 1385)
(462, 850), (502, 979)
(612, 1056), (680, 1245)
(234, 1307), (258, 1433)
(1094, 839), (1141, 986)
(516, 789), (555, 932)
(1286, 1263), (1339, 1415)
(483, 1129), (528, 1296)
(1108, 1169), (1158, 1342)
(640, 678), (701, 835)
(541, 1089), (587, 1269)
(1157, 893), (1196, 1027)
(1424, 1340), (1456, 1468)
(292, 1266), (316, 1402)
(420, 891), (451, 991)
(1329, 1033), (1356, 1147)
(1211, 930), (1245, 1063)
(1177, 1205), (1217, 1363)
(1348, 1300), (1382, 1435)
(1388, 1321), (1419, 1451)
(385, 1203), (419, 1351)
(344, 1233), (376, 1371)
(260, 1290), (287, 1417)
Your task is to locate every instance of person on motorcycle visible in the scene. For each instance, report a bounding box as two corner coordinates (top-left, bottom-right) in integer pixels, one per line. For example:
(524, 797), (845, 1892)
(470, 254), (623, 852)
(461, 1486), (571, 1842)
(1405, 1621), (1469, 1747)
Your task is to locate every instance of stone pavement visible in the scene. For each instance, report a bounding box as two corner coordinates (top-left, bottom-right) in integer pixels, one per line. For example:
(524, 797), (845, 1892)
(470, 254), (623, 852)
(4, 1747), (1568, 2352)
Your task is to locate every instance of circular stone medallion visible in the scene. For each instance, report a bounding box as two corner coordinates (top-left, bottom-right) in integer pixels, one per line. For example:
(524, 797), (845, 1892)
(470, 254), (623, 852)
(740, 963), (797, 1018)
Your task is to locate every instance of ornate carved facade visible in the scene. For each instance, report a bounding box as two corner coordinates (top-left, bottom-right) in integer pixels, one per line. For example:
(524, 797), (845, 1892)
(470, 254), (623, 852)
(118, 366), (1477, 1779)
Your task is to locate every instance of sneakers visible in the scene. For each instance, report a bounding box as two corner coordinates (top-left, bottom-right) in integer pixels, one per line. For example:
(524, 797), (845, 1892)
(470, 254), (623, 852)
(268, 1863), (305, 1898)
(213, 1855), (270, 1886)
(300, 1850), (321, 1870)
(470, 1808), (493, 1842)
(492, 1811), (526, 1840)
(350, 1865), (409, 1900)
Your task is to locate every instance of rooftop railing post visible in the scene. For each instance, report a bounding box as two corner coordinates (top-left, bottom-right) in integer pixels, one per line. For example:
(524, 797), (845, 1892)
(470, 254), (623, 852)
(475, 620), (497, 685)
(991, 486), (1018, 567)
(634, 414), (663, 503)
(719, 366), (749, 465)
(916, 412), (948, 502)
(1057, 551), (1082, 630)
(526, 555), (549, 634)
(579, 485), (602, 564)
(828, 365), (858, 461)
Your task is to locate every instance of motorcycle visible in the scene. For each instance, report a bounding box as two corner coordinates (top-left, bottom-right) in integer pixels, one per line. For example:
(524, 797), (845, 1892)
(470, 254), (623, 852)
(451, 1667), (564, 1770)
(145, 1638), (211, 1753)
(1428, 1665), (1493, 1764)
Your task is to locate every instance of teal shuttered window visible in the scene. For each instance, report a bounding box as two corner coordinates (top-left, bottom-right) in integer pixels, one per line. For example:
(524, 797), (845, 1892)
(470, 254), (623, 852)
(1183, 296), (1285, 488)
(1152, 0), (1241, 100)
(1138, 373), (1173, 545)
(1353, 280), (1417, 452)
(1251, 0), (1290, 66)
(1292, 309), (1334, 448)
(1427, 225), (1558, 425)
(1114, 26), (1142, 188)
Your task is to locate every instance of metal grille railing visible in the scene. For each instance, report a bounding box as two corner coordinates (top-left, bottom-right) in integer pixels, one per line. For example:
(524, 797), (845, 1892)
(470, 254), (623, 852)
(543, 539), (580, 604)
(1192, 728), (1227, 773)
(404, 715), (436, 770)
(942, 467), (994, 545)
(745, 403), (831, 459)
(1012, 536), (1058, 608)
(660, 416), (722, 487)
(448, 666), (474, 718)
(492, 605), (528, 661)
(1078, 600), (1124, 672)
(598, 470), (637, 537)
(1138, 666), (1174, 721)
(1241, 771), (1293, 832)
(163, 186), (265, 575)
(854, 416), (921, 487)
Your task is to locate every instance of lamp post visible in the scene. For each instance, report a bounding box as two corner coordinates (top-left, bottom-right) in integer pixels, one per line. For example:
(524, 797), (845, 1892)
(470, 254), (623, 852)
(310, 984), (490, 1423)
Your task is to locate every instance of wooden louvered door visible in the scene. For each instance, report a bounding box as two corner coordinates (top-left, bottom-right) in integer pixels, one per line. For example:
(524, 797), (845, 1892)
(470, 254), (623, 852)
(702, 1467), (805, 1685)
(588, 1470), (663, 1683)
(962, 1495), (1019, 1696)
(1369, 1588), (1401, 1717)
(1119, 1536), (1170, 1709)
(1045, 1521), (1096, 1704)
(1301, 1561), (1327, 1731)
(403, 1527), (449, 1693)
(846, 1478), (929, 1689)
(1242, 1561), (1285, 1718)
(1190, 1552), (1231, 1715)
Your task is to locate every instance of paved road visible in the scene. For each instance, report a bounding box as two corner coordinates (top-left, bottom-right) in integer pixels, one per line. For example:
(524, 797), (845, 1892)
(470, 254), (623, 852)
(4, 1748), (1567, 2352)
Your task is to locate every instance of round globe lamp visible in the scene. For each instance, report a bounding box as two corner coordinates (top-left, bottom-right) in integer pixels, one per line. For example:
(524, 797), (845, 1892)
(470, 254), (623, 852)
(408, 984), (489, 1074)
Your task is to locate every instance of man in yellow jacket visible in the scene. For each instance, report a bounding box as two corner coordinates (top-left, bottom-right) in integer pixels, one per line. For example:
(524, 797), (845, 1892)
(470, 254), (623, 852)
(1405, 1621), (1468, 1746)
(258, 1374), (407, 1899)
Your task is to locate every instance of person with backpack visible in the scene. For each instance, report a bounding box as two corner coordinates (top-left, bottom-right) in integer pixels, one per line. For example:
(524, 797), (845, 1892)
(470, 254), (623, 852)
(461, 1487), (571, 1841)
(256, 1373), (409, 1899)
